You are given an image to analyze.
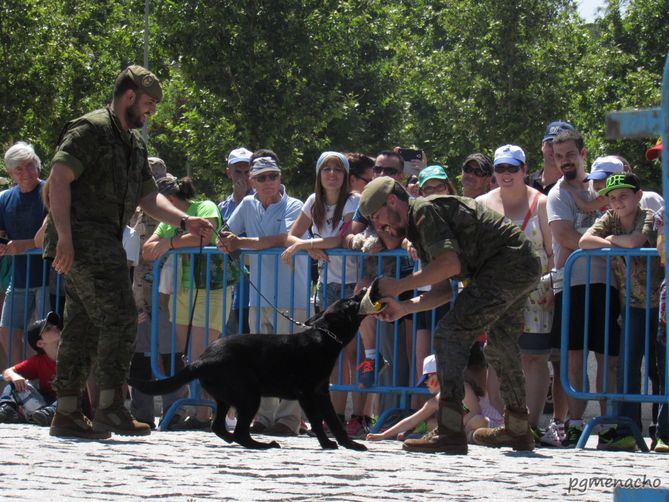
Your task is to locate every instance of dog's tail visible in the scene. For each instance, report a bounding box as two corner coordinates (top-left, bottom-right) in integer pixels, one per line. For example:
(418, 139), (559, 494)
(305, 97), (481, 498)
(128, 363), (200, 395)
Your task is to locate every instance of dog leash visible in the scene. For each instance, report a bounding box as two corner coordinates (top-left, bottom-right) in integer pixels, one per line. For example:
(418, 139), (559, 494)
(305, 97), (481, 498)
(217, 231), (343, 344)
(182, 235), (205, 362)
(179, 232), (343, 350)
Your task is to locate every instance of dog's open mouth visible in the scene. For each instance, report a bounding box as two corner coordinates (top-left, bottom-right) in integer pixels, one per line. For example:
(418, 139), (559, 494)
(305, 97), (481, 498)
(358, 278), (386, 315)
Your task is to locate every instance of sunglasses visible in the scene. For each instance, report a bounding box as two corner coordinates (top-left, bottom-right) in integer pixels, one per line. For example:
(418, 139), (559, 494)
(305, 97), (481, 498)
(254, 173), (280, 183)
(421, 181), (448, 195)
(355, 175), (373, 185)
(462, 164), (489, 177)
(493, 164), (522, 174)
(373, 165), (400, 176)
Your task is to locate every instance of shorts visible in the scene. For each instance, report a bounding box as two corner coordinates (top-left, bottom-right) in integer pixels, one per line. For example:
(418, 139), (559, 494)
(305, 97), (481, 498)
(416, 303), (450, 331)
(550, 284), (621, 355)
(518, 332), (552, 355)
(169, 288), (229, 333)
(0, 284), (49, 330)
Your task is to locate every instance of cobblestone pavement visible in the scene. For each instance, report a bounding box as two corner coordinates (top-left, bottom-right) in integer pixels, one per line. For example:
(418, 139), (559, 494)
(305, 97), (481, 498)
(0, 424), (665, 501)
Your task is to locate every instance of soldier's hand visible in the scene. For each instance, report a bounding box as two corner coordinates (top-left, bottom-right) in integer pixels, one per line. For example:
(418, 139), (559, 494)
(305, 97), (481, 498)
(185, 217), (213, 241)
(374, 297), (406, 322)
(378, 278), (399, 298)
(53, 237), (75, 275)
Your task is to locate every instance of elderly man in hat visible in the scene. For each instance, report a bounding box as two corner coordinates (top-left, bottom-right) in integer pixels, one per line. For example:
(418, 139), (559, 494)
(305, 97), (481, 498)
(217, 152), (309, 436)
(44, 65), (214, 439)
(359, 176), (541, 454)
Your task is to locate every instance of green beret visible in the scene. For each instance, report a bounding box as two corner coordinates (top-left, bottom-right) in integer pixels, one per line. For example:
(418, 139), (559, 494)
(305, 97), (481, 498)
(120, 65), (163, 102)
(359, 176), (401, 219)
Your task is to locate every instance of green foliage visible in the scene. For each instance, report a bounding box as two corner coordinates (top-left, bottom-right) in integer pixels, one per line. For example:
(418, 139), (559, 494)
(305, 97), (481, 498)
(1, 0), (668, 198)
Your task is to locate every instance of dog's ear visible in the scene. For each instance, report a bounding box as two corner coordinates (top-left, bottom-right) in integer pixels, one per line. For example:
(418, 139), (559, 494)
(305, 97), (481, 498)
(303, 310), (322, 326)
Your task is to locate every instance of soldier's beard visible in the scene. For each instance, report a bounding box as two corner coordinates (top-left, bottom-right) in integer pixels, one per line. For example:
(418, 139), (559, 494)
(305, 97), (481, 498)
(126, 102), (145, 130)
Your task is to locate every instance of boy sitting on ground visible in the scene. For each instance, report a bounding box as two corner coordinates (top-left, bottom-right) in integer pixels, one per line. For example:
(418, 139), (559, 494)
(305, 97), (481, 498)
(0, 312), (61, 426)
(365, 354), (496, 443)
(579, 172), (662, 451)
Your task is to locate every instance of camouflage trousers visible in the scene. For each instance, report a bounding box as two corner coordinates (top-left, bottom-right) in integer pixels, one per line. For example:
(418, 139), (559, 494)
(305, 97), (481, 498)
(434, 247), (541, 415)
(53, 259), (137, 393)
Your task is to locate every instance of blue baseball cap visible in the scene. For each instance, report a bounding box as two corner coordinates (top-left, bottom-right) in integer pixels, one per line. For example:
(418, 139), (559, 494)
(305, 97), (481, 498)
(493, 145), (526, 167)
(542, 120), (575, 143)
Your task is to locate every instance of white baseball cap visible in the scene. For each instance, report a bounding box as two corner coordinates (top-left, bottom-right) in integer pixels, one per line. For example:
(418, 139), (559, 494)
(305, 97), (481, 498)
(585, 156), (624, 181)
(493, 144), (526, 167)
(227, 147), (253, 166)
(416, 354), (437, 387)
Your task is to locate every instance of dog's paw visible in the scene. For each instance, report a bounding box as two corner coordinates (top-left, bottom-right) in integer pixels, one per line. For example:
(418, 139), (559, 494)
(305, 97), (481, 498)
(341, 440), (367, 452)
(319, 439), (339, 450)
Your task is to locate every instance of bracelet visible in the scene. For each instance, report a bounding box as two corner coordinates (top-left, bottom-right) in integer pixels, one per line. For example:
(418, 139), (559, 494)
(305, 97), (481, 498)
(169, 236), (175, 249)
(310, 240), (314, 250)
(180, 216), (189, 231)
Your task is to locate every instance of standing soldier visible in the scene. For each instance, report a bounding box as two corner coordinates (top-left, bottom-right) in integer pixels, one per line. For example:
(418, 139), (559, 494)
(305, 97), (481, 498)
(360, 176), (540, 454)
(45, 65), (213, 439)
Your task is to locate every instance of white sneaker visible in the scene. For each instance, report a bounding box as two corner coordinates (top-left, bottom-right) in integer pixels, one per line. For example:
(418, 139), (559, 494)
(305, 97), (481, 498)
(225, 415), (237, 431)
(540, 418), (566, 447)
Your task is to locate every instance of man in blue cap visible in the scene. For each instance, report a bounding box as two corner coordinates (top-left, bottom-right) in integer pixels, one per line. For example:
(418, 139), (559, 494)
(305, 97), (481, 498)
(527, 120), (575, 195)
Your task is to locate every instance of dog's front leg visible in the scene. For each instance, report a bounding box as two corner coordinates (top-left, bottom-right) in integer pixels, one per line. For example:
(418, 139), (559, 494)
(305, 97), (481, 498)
(298, 395), (338, 449)
(317, 392), (367, 451)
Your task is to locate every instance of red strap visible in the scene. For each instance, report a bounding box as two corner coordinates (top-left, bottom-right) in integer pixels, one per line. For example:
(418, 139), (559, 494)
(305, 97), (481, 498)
(520, 192), (541, 231)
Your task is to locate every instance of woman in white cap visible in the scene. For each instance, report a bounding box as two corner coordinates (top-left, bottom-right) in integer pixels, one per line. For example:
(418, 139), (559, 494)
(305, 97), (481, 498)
(281, 151), (360, 425)
(476, 144), (555, 443)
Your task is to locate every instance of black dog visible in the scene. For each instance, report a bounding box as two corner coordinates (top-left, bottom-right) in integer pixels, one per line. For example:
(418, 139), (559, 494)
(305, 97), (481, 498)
(129, 285), (382, 450)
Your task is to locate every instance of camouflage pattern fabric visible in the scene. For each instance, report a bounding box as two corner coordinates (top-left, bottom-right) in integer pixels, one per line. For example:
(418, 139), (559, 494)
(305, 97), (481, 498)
(130, 207), (159, 313)
(589, 207), (661, 308)
(46, 107), (156, 393)
(406, 196), (541, 411)
(54, 260), (137, 390)
(44, 107), (157, 263)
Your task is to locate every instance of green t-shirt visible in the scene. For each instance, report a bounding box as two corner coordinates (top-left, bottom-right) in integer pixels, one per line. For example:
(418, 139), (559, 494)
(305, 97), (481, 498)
(155, 200), (221, 289)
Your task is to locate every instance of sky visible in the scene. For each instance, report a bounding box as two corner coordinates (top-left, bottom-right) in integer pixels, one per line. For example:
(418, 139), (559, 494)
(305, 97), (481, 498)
(578, 0), (608, 22)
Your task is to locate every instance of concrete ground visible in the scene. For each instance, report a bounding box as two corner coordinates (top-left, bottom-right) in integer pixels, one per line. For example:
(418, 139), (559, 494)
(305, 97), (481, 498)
(0, 423), (666, 501)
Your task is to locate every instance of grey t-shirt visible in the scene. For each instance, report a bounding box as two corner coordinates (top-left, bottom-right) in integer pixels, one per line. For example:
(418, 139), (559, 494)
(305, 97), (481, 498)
(546, 178), (609, 286)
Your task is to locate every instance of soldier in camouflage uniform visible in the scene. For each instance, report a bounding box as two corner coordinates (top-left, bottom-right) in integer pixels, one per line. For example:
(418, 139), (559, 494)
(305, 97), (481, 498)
(44, 66), (213, 439)
(359, 176), (541, 454)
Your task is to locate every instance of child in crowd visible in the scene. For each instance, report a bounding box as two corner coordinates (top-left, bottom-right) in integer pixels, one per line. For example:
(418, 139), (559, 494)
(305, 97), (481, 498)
(579, 172), (662, 451)
(0, 312), (60, 426)
(366, 354), (498, 443)
(562, 156), (625, 213)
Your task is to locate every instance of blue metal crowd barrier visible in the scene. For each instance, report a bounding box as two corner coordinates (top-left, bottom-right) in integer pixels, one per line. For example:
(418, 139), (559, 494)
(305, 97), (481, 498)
(149, 246), (446, 431)
(560, 248), (669, 451)
(0, 248), (63, 368)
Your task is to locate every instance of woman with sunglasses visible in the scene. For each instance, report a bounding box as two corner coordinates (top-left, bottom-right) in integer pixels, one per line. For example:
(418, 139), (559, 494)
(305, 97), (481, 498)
(476, 144), (555, 442)
(460, 153), (493, 198)
(281, 152), (361, 427)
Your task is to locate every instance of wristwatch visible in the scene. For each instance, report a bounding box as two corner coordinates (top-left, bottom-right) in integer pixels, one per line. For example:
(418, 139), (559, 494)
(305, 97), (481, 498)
(180, 216), (189, 231)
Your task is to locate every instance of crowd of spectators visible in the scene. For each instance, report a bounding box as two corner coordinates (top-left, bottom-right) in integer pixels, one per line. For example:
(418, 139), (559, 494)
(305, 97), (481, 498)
(0, 120), (667, 453)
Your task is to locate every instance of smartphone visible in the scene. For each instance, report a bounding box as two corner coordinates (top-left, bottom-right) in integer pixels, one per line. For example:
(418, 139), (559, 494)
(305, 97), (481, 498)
(398, 148), (423, 175)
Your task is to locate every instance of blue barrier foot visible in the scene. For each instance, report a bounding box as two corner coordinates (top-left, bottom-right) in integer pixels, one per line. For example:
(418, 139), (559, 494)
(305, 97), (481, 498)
(158, 397), (217, 431)
(371, 407), (414, 434)
(576, 415), (649, 452)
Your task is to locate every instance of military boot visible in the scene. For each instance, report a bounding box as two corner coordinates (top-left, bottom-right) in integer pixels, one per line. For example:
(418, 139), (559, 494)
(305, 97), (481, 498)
(472, 407), (535, 451)
(402, 401), (468, 455)
(92, 388), (151, 436)
(50, 393), (111, 440)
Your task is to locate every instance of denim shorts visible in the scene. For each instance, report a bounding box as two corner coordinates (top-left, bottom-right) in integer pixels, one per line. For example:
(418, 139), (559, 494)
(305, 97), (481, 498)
(0, 284), (50, 330)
